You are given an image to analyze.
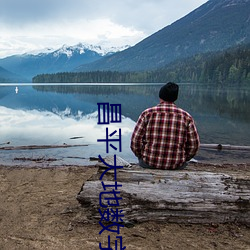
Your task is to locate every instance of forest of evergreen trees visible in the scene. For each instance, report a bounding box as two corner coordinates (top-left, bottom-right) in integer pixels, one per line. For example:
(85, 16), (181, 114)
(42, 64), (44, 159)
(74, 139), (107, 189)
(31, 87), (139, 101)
(32, 43), (250, 85)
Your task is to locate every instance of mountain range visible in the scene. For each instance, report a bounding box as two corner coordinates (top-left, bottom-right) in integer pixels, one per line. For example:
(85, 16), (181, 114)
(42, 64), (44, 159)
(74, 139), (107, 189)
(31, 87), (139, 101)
(0, 66), (24, 83)
(0, 0), (249, 82)
(75, 0), (250, 72)
(0, 44), (129, 82)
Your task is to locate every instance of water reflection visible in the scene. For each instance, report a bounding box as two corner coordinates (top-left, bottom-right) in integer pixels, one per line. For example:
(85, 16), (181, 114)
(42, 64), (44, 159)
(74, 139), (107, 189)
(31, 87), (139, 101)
(178, 84), (250, 123)
(33, 83), (250, 122)
(0, 83), (249, 166)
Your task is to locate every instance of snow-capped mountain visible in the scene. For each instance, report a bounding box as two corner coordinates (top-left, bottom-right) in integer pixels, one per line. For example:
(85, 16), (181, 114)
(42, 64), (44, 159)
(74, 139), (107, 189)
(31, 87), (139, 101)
(51, 43), (130, 58)
(0, 43), (130, 82)
(29, 43), (130, 58)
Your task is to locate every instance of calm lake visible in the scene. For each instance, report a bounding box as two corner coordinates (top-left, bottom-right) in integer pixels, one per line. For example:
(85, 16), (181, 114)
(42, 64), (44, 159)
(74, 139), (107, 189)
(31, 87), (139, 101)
(0, 83), (250, 166)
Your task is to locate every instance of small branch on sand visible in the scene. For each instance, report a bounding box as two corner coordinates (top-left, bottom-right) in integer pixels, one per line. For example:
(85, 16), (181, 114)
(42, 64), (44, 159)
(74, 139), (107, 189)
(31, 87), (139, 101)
(0, 144), (89, 151)
(66, 156), (87, 159)
(66, 156), (100, 161)
(14, 157), (57, 162)
(69, 136), (84, 140)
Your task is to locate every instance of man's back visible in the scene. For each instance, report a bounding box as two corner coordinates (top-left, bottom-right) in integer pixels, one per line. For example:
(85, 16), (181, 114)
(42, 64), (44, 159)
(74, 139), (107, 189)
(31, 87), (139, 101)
(130, 82), (199, 170)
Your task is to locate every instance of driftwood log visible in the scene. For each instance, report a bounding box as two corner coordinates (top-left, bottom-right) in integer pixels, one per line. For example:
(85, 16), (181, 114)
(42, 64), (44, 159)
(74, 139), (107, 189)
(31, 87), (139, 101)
(77, 164), (250, 225)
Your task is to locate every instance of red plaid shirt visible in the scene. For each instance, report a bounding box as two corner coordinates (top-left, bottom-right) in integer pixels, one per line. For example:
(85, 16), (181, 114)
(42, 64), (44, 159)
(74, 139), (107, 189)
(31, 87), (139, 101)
(130, 101), (200, 169)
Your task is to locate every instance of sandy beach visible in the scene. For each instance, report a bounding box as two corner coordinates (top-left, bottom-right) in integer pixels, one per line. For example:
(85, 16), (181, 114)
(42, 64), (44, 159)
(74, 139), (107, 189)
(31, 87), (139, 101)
(0, 163), (249, 250)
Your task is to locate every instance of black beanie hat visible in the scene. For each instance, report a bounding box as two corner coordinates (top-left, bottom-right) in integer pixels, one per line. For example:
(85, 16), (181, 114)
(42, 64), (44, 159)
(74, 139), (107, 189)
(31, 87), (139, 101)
(159, 82), (179, 102)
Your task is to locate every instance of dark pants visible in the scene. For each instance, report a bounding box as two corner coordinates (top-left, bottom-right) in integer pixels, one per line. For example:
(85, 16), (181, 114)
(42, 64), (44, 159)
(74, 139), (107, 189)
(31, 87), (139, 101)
(138, 158), (188, 170)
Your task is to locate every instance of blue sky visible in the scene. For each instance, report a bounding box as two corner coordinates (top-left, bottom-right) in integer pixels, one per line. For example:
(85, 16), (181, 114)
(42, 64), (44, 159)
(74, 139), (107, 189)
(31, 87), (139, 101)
(0, 0), (208, 58)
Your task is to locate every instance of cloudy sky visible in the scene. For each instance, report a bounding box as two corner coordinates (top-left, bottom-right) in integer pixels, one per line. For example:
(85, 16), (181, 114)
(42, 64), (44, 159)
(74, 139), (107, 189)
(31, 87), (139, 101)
(0, 0), (207, 58)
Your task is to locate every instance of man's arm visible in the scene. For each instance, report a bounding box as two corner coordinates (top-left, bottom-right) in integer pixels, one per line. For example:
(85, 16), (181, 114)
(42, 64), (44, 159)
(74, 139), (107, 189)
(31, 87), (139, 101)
(130, 113), (146, 158)
(185, 119), (200, 161)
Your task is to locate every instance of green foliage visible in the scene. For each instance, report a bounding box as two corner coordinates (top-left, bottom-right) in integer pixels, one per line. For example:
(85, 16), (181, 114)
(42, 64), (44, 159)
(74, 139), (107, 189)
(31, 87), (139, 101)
(32, 71), (152, 83)
(32, 43), (250, 85)
(152, 43), (250, 85)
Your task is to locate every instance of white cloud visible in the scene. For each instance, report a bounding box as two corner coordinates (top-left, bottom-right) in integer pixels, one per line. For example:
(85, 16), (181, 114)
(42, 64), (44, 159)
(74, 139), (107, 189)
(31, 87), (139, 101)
(0, 0), (208, 58)
(0, 18), (145, 57)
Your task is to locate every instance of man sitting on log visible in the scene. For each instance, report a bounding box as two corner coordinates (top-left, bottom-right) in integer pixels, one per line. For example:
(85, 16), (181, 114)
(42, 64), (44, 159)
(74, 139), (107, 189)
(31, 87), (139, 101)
(130, 82), (200, 170)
